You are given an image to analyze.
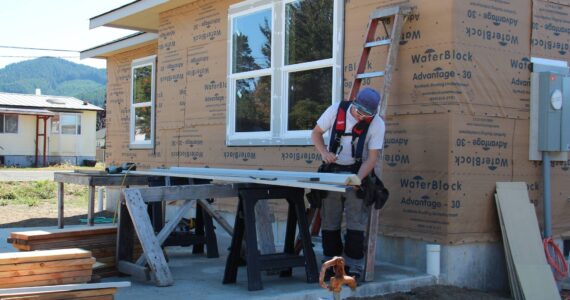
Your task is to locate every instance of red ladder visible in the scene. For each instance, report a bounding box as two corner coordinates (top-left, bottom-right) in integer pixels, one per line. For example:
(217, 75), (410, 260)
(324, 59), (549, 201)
(348, 5), (411, 117)
(296, 5), (412, 282)
(355, 5), (412, 282)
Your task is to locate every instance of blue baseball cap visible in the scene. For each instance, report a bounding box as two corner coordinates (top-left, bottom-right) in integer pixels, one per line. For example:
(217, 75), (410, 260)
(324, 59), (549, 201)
(354, 87), (381, 116)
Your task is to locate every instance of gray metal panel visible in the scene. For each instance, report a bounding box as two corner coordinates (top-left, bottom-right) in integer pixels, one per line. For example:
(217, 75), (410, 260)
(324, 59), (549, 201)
(562, 77), (570, 151)
(532, 63), (569, 75)
(538, 72), (563, 151)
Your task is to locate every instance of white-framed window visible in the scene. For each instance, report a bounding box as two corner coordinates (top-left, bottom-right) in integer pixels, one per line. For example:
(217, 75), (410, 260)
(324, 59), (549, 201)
(0, 113), (18, 134)
(51, 113), (81, 135)
(227, 0), (343, 146)
(130, 55), (156, 149)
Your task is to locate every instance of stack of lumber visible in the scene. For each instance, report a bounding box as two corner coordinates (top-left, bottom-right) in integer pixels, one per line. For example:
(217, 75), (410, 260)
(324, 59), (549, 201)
(495, 182), (560, 300)
(0, 249), (94, 289)
(7, 226), (141, 278)
(0, 281), (130, 300)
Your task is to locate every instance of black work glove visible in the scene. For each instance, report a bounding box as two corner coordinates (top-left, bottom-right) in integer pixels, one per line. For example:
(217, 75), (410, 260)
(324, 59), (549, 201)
(360, 175), (389, 210)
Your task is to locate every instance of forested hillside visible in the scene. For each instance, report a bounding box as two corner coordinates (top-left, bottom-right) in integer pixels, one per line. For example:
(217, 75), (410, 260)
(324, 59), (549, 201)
(0, 57), (106, 107)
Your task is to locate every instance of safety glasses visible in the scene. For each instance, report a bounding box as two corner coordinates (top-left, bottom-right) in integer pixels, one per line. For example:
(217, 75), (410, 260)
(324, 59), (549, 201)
(352, 103), (374, 118)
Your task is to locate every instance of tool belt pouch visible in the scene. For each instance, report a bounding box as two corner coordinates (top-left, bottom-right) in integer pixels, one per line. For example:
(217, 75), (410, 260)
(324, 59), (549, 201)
(306, 163), (358, 207)
(361, 172), (390, 210)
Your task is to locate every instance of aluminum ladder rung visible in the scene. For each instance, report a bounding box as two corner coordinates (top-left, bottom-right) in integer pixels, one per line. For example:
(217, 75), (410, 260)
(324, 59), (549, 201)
(365, 39), (391, 48)
(370, 5), (411, 19)
(356, 71), (385, 79)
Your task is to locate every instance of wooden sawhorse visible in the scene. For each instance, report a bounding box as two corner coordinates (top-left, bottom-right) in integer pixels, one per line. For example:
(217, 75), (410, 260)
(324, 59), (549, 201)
(118, 183), (238, 286)
(222, 186), (318, 291)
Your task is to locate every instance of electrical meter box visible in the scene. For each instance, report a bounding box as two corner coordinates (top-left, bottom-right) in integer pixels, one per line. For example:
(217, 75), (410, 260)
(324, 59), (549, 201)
(537, 72), (570, 152)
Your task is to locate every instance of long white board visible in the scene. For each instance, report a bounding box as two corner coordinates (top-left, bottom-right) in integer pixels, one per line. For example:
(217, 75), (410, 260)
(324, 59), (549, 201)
(129, 168), (353, 193)
(169, 167), (361, 185)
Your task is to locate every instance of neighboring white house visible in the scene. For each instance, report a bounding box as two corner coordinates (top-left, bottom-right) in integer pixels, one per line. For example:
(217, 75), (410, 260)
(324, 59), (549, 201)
(0, 91), (102, 167)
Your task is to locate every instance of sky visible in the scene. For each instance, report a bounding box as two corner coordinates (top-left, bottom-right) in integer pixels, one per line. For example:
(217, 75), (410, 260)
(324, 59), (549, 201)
(0, 0), (136, 70)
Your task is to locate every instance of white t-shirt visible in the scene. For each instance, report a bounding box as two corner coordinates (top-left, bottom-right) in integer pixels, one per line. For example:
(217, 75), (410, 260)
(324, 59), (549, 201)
(316, 102), (385, 166)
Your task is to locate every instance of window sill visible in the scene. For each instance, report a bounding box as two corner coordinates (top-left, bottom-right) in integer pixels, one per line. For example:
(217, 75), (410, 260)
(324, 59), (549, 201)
(226, 137), (313, 147)
(129, 143), (154, 149)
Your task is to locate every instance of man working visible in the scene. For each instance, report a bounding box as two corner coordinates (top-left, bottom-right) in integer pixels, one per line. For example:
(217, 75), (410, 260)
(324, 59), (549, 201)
(310, 87), (385, 281)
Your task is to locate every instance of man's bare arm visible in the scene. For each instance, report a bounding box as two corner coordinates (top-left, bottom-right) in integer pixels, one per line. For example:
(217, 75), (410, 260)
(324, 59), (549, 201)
(311, 125), (336, 164)
(357, 149), (379, 180)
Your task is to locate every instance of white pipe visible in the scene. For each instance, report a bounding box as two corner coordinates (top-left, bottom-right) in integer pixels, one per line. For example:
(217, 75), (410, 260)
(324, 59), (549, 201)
(97, 187), (104, 212)
(426, 244), (441, 277)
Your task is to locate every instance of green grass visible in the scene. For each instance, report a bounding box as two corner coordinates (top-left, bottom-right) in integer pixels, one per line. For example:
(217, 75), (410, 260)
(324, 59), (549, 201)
(0, 162), (105, 171)
(0, 181), (89, 207)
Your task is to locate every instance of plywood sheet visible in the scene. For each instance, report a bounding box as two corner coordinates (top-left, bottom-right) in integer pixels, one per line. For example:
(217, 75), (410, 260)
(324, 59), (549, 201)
(531, 1), (570, 63)
(449, 114), (514, 176)
(496, 182), (546, 265)
(344, 0), (532, 117)
(382, 114), (448, 173)
(516, 264), (560, 300)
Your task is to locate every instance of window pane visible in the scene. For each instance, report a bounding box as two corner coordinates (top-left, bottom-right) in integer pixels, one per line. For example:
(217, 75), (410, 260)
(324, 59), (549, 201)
(51, 115), (60, 133)
(0, 114), (4, 133)
(61, 115), (77, 135)
(134, 106), (151, 142)
(77, 114), (81, 135)
(288, 67), (332, 131)
(235, 76), (271, 132)
(133, 65), (153, 104)
(232, 9), (272, 73)
(285, 0), (333, 65)
(5, 115), (17, 133)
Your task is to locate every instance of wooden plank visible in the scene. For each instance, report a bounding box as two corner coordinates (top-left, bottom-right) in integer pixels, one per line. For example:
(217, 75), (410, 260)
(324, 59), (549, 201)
(0, 249), (92, 265)
(197, 199), (233, 236)
(0, 282), (130, 296)
(364, 161), (383, 282)
(0, 288), (116, 300)
(135, 200), (194, 266)
(21, 235), (117, 246)
(364, 207), (380, 282)
(495, 182), (559, 300)
(57, 182), (64, 229)
(496, 182), (547, 265)
(123, 189), (174, 286)
(130, 170), (350, 192)
(255, 201), (276, 255)
(495, 194), (522, 300)
(0, 276), (92, 289)
(54, 173), (91, 185)
(170, 167), (361, 185)
(73, 296), (113, 300)
(117, 261), (151, 282)
(0, 264), (92, 279)
(0, 258), (96, 272)
(53, 172), (148, 186)
(9, 226), (116, 241)
(87, 186), (96, 226)
(0, 270), (92, 284)
(132, 184), (238, 203)
(517, 264), (560, 300)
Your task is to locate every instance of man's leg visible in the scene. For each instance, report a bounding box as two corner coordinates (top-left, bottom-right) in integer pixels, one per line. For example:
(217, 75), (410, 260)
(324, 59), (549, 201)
(321, 192), (343, 259)
(344, 189), (370, 280)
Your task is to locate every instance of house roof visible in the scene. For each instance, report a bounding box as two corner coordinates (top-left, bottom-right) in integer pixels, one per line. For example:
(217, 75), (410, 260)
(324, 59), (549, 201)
(96, 128), (106, 139)
(0, 92), (103, 112)
(0, 107), (55, 116)
(81, 32), (158, 59)
(89, 0), (197, 32)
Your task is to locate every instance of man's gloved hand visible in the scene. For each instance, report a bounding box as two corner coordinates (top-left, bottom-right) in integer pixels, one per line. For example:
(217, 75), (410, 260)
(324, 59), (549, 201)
(359, 175), (389, 210)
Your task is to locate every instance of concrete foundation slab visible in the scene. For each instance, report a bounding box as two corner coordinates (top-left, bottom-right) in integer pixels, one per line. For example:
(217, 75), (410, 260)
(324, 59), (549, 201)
(0, 226), (435, 299)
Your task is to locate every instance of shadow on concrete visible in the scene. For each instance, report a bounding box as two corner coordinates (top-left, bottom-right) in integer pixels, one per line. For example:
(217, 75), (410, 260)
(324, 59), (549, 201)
(0, 211), (115, 228)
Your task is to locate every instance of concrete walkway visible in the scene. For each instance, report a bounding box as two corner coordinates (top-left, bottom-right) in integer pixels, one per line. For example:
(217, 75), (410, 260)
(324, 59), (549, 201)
(0, 170), (72, 181)
(0, 225), (435, 299)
